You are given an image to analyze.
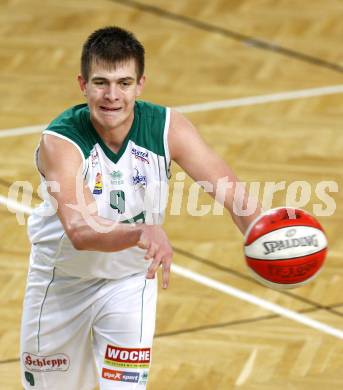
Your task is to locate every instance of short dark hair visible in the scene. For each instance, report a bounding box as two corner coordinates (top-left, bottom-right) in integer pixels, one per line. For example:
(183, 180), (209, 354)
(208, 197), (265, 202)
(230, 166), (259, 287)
(81, 26), (145, 81)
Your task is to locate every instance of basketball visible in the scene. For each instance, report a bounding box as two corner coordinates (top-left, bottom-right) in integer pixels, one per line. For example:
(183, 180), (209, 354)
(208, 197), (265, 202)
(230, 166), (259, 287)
(244, 207), (328, 289)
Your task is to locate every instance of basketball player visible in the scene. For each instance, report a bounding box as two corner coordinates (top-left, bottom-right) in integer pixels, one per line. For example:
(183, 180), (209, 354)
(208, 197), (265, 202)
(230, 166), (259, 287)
(20, 26), (261, 389)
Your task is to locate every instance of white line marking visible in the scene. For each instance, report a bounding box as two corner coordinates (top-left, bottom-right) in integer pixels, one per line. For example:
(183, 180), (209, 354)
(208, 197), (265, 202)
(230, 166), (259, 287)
(171, 264), (343, 339)
(1, 194), (342, 339)
(176, 84), (343, 113)
(0, 124), (47, 138)
(0, 194), (34, 215)
(235, 348), (258, 386)
(1, 187), (342, 339)
(2, 192), (342, 339)
(1, 84), (343, 137)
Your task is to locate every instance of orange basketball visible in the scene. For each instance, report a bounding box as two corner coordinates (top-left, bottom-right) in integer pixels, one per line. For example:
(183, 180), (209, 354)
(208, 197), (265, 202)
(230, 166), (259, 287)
(244, 207), (328, 289)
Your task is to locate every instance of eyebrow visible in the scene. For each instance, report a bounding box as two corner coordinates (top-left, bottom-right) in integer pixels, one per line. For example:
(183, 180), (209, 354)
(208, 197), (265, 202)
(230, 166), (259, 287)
(91, 76), (136, 82)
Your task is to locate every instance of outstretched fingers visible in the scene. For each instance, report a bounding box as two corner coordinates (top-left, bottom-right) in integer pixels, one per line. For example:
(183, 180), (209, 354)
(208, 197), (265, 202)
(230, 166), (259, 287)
(137, 225), (173, 288)
(146, 253), (172, 289)
(146, 253), (162, 280)
(162, 257), (172, 289)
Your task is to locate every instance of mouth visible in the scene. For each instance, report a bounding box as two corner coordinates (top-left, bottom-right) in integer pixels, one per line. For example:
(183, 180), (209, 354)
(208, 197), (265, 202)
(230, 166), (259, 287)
(99, 106), (122, 112)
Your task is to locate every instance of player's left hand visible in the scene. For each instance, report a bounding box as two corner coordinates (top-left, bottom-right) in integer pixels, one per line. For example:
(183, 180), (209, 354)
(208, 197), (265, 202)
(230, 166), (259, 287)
(137, 225), (173, 289)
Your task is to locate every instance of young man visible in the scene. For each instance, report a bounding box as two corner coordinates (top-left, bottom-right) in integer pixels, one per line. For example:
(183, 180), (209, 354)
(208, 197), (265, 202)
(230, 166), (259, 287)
(20, 26), (260, 389)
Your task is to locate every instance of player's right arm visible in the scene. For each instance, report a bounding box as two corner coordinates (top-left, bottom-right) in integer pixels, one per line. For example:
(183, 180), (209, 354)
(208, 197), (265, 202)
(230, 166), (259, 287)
(38, 134), (172, 267)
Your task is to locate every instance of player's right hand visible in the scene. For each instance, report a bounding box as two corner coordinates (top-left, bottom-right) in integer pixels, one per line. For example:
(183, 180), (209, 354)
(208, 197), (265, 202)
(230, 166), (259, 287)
(137, 225), (173, 289)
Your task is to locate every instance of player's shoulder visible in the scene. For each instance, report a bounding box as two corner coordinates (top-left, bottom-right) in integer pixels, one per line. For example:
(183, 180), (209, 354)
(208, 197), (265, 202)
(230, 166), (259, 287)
(135, 100), (167, 127)
(168, 108), (197, 138)
(167, 109), (202, 162)
(47, 103), (89, 131)
(132, 100), (169, 156)
(44, 103), (96, 159)
(135, 100), (166, 114)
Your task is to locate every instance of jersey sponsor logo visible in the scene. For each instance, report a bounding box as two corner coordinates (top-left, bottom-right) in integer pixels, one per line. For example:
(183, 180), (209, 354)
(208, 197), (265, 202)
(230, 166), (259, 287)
(110, 170), (123, 179)
(104, 345), (150, 368)
(132, 168), (147, 189)
(23, 352), (70, 372)
(131, 147), (149, 164)
(109, 170), (124, 185)
(102, 368), (139, 383)
(91, 148), (99, 167)
(93, 172), (103, 194)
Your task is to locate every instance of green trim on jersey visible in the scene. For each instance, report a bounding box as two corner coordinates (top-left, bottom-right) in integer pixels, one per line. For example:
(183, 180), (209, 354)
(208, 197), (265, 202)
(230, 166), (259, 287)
(132, 100), (166, 156)
(45, 101), (167, 163)
(46, 104), (97, 158)
(121, 211), (146, 224)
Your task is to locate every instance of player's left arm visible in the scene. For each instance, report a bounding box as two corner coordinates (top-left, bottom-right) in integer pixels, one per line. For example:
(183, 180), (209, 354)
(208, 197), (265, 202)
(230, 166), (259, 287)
(168, 109), (262, 234)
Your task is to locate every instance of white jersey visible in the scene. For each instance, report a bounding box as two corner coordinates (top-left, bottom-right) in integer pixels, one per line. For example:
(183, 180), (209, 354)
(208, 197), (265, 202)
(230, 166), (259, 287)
(28, 101), (171, 279)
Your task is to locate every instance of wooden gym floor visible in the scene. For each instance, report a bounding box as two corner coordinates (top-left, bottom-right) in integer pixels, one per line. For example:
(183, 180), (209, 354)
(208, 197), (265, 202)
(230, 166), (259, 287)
(0, 0), (343, 389)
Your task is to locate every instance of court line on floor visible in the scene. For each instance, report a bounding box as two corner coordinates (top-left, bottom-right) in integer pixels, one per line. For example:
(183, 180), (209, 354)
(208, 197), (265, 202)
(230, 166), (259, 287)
(0, 124), (47, 138)
(1, 84), (343, 138)
(0, 196), (342, 340)
(0, 358), (19, 365)
(172, 264), (343, 339)
(173, 246), (343, 318)
(1, 303), (342, 364)
(111, 0), (343, 74)
(0, 194), (34, 216)
(156, 302), (343, 338)
(176, 84), (343, 113)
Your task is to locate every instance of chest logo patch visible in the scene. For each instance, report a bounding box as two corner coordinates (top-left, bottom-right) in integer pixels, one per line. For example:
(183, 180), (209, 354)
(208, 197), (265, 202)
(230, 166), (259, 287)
(91, 148), (99, 167)
(132, 167), (147, 190)
(131, 147), (149, 164)
(93, 172), (103, 194)
(109, 170), (124, 185)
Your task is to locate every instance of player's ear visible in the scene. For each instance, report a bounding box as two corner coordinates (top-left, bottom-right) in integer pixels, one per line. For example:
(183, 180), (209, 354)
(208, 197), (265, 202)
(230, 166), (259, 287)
(136, 75), (146, 97)
(77, 74), (87, 96)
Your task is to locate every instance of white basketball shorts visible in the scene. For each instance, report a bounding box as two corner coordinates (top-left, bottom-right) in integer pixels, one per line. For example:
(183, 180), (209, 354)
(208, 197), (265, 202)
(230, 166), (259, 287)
(20, 253), (157, 390)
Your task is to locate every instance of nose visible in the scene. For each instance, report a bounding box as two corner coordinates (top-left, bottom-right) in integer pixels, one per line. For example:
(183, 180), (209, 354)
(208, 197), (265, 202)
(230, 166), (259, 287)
(104, 84), (120, 102)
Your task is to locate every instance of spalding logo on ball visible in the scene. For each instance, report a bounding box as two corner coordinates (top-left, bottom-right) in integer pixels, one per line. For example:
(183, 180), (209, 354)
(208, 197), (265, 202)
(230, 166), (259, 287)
(244, 207), (327, 289)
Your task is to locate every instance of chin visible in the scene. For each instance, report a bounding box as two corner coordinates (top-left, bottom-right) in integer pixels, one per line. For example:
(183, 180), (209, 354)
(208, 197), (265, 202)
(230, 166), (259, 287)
(102, 120), (120, 130)
(96, 114), (120, 128)
(93, 110), (130, 131)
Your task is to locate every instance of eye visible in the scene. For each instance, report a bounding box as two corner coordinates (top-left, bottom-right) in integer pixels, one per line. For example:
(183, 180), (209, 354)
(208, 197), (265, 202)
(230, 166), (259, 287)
(94, 80), (105, 86)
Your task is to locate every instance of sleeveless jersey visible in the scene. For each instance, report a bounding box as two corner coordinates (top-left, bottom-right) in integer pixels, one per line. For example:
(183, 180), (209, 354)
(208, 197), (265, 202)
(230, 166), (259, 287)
(28, 101), (171, 279)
